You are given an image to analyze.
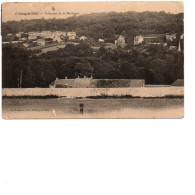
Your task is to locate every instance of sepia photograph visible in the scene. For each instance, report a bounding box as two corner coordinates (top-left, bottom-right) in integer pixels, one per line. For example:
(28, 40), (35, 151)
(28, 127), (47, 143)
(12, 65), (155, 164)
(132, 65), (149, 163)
(1, 1), (184, 119)
(1, 2), (195, 195)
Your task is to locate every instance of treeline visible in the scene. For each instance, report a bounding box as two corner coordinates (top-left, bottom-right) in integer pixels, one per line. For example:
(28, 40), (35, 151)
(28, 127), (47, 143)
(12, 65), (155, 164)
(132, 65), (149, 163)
(2, 43), (184, 88)
(2, 11), (183, 41)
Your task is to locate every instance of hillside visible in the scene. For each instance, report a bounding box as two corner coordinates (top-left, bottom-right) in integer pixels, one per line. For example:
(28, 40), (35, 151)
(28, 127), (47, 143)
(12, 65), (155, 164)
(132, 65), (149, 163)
(2, 11), (184, 40)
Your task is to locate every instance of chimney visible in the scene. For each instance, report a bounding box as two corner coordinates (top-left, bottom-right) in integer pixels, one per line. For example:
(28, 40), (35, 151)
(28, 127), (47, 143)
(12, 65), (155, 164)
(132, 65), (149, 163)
(84, 76), (86, 78)
(56, 77), (58, 80)
(91, 75), (93, 79)
(65, 76), (67, 79)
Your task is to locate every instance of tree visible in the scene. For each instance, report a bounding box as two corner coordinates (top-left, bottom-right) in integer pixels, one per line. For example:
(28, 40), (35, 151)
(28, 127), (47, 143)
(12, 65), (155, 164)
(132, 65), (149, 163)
(74, 61), (93, 77)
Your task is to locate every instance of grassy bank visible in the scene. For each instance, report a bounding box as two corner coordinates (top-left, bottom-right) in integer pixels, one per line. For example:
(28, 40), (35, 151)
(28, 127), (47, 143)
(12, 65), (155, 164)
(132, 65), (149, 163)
(2, 94), (184, 99)
(2, 95), (64, 99)
(86, 94), (184, 99)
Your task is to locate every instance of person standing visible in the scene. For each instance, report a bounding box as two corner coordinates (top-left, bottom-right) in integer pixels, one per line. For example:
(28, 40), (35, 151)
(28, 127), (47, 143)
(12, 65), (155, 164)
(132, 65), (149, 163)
(80, 103), (84, 114)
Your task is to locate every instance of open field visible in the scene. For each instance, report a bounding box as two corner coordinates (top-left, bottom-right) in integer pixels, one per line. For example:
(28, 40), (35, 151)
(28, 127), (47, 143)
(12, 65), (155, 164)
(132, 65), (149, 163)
(2, 98), (184, 119)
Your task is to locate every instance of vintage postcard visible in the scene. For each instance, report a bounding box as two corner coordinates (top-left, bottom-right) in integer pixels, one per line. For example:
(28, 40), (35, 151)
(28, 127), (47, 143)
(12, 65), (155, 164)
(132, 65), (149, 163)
(1, 1), (184, 119)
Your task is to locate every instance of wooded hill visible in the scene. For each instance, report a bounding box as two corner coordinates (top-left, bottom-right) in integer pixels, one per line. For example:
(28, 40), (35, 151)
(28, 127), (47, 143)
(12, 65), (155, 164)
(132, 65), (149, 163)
(2, 11), (184, 41)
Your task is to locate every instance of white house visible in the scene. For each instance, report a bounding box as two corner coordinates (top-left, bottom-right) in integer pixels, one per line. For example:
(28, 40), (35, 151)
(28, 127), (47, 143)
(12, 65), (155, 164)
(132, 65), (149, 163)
(115, 35), (126, 48)
(67, 32), (76, 40)
(98, 38), (104, 43)
(16, 32), (23, 37)
(166, 34), (176, 42)
(169, 46), (177, 50)
(79, 36), (87, 41)
(134, 35), (144, 45)
(23, 43), (29, 48)
(56, 31), (67, 37)
(7, 33), (13, 37)
(19, 37), (27, 41)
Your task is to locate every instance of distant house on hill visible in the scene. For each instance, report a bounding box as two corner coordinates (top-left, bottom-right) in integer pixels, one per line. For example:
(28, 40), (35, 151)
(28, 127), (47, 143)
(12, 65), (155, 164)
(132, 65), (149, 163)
(171, 79), (184, 87)
(16, 32), (23, 38)
(11, 41), (23, 44)
(7, 33), (13, 37)
(19, 37), (27, 41)
(23, 43), (29, 48)
(134, 34), (165, 45)
(169, 46), (177, 50)
(143, 34), (165, 44)
(91, 46), (100, 53)
(52, 34), (62, 43)
(98, 38), (104, 43)
(67, 32), (76, 40)
(79, 36), (87, 41)
(28, 32), (38, 40)
(37, 39), (45, 46)
(134, 35), (144, 45)
(115, 35), (126, 48)
(166, 33), (177, 42)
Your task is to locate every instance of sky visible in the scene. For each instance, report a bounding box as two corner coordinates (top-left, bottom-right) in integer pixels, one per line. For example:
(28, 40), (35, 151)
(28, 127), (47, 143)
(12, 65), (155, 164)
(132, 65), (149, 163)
(2, 1), (184, 22)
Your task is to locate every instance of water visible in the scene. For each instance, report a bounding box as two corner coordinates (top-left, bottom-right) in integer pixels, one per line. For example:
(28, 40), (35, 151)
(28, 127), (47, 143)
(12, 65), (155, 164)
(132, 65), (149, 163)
(2, 98), (184, 119)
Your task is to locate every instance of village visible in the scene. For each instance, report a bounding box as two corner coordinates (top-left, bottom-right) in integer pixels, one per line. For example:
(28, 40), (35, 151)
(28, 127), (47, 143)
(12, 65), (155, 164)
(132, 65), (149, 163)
(3, 30), (184, 54)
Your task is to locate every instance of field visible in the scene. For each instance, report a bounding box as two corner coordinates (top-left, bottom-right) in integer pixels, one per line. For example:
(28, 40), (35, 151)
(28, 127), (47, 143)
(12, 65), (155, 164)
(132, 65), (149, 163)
(2, 98), (184, 119)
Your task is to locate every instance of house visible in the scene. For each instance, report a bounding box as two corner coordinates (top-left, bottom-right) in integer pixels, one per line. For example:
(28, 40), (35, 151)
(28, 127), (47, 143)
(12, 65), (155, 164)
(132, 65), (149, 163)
(11, 41), (23, 44)
(7, 33), (13, 37)
(52, 34), (62, 43)
(79, 36), (87, 41)
(166, 34), (176, 42)
(144, 34), (165, 44)
(28, 32), (38, 40)
(49, 77), (145, 88)
(91, 46), (100, 52)
(98, 38), (104, 43)
(134, 35), (144, 45)
(163, 43), (168, 47)
(39, 31), (52, 38)
(169, 46), (177, 50)
(56, 31), (66, 36)
(115, 35), (126, 48)
(134, 34), (165, 45)
(16, 32), (23, 37)
(23, 43), (29, 48)
(53, 31), (67, 39)
(49, 77), (75, 88)
(37, 39), (45, 46)
(19, 37), (27, 41)
(67, 32), (76, 40)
